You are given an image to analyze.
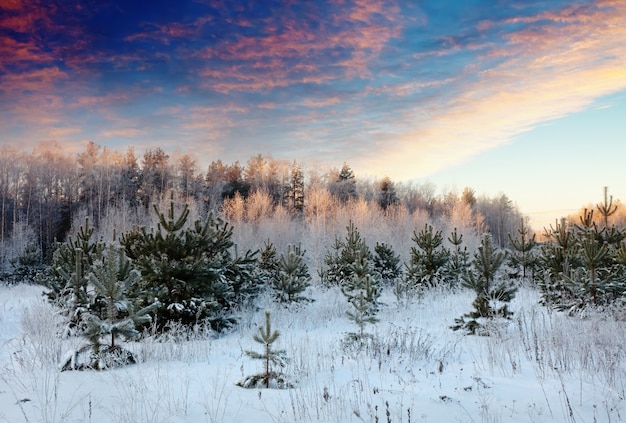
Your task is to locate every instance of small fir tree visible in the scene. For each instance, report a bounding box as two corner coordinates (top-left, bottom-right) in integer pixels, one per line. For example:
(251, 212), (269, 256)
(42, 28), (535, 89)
(41, 217), (106, 328)
(507, 218), (537, 279)
(444, 228), (469, 286)
(238, 310), (291, 389)
(596, 186), (618, 229)
(122, 194), (259, 331)
(404, 224), (449, 288)
(537, 218), (580, 307)
(373, 242), (402, 285)
(342, 257), (381, 343)
(257, 240), (279, 287)
(61, 246), (158, 370)
(452, 234), (516, 335)
(273, 243), (312, 304)
(320, 221), (373, 286)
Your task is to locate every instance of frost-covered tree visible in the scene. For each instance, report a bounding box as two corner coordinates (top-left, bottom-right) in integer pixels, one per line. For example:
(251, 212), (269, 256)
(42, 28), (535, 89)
(372, 242), (401, 285)
(342, 257), (380, 343)
(273, 243), (312, 304)
(597, 186), (618, 229)
(328, 163), (357, 204)
(507, 218), (537, 279)
(452, 234), (516, 335)
(67, 246), (158, 370)
(444, 228), (469, 285)
(377, 176), (398, 211)
(257, 240), (279, 287)
(122, 195), (259, 330)
(41, 217), (105, 329)
(238, 310), (290, 389)
(404, 224), (450, 288)
(320, 220), (372, 286)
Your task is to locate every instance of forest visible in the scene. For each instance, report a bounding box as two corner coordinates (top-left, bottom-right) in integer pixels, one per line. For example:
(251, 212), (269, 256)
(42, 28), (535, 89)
(0, 140), (541, 268)
(2, 141), (626, 421)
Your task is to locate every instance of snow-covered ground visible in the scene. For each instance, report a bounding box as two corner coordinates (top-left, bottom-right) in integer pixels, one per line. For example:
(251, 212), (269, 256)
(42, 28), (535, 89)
(1, 282), (625, 423)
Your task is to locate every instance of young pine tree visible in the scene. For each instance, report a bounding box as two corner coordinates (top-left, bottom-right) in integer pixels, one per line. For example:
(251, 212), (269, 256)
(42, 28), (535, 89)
(373, 242), (402, 285)
(122, 194), (258, 331)
(238, 310), (290, 389)
(43, 217), (106, 328)
(342, 257), (381, 343)
(444, 228), (469, 286)
(452, 234), (516, 335)
(507, 218), (537, 279)
(404, 224), (450, 288)
(273, 243), (312, 304)
(320, 220), (373, 286)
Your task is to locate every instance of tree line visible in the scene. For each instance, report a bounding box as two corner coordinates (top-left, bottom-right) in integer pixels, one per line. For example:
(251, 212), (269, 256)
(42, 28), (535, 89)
(1, 140), (529, 270)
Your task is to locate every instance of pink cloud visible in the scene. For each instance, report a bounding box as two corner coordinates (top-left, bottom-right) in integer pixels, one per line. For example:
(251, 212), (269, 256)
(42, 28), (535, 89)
(194, 0), (404, 92)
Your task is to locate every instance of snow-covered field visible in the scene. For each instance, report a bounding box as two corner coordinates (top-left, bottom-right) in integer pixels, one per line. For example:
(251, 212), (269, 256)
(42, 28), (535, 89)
(1, 282), (625, 423)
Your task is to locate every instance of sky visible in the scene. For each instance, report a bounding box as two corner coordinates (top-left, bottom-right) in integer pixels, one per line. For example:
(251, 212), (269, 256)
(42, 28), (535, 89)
(1, 0), (625, 230)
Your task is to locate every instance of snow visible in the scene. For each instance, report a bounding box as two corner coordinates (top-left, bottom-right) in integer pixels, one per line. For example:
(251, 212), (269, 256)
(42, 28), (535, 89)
(1, 282), (625, 423)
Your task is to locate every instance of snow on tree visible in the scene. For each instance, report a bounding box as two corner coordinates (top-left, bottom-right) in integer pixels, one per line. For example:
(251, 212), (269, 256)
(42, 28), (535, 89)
(122, 194), (259, 331)
(320, 220), (373, 287)
(404, 224), (450, 288)
(272, 243), (312, 304)
(507, 218), (537, 279)
(237, 310), (291, 389)
(452, 234), (516, 335)
(342, 256), (381, 345)
(372, 242), (402, 285)
(61, 246), (158, 371)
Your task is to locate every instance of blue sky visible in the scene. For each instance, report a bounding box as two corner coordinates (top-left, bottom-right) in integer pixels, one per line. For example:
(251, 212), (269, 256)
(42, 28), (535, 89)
(1, 0), (625, 229)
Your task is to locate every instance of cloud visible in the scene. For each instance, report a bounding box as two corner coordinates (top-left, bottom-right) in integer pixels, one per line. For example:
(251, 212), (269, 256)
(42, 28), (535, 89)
(190, 0), (403, 93)
(354, 0), (626, 180)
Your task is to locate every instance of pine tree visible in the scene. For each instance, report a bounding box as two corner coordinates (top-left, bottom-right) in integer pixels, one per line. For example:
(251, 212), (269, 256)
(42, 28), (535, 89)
(404, 224), (449, 288)
(238, 310), (290, 389)
(452, 234), (516, 335)
(597, 186), (618, 229)
(41, 217), (105, 329)
(273, 243), (312, 304)
(377, 177), (398, 211)
(257, 240), (279, 287)
(444, 228), (469, 286)
(373, 242), (401, 285)
(342, 257), (380, 343)
(320, 220), (372, 286)
(78, 246), (158, 369)
(507, 218), (537, 279)
(122, 194), (259, 331)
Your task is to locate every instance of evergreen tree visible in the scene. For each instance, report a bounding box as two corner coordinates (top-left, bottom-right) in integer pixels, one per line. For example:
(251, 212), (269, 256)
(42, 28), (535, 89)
(597, 186), (618, 229)
(507, 218), (537, 279)
(452, 234), (516, 335)
(320, 220), (373, 286)
(283, 161), (305, 214)
(41, 217), (106, 329)
(372, 242), (401, 285)
(273, 243), (312, 304)
(122, 195), (259, 330)
(342, 257), (380, 343)
(444, 228), (469, 285)
(238, 310), (290, 389)
(79, 246), (158, 369)
(377, 176), (398, 211)
(404, 224), (450, 288)
(329, 163), (357, 203)
(257, 240), (279, 287)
